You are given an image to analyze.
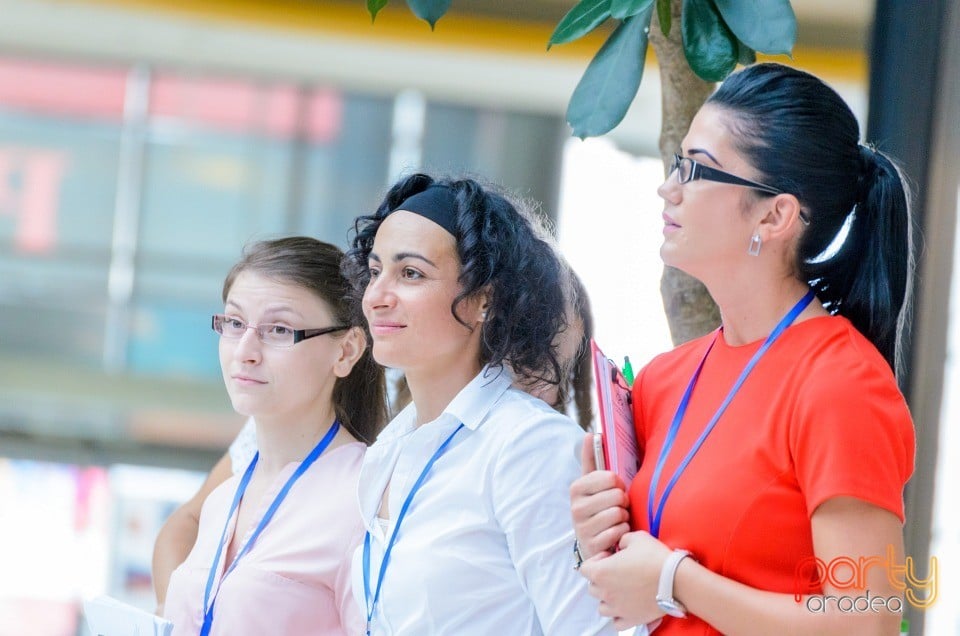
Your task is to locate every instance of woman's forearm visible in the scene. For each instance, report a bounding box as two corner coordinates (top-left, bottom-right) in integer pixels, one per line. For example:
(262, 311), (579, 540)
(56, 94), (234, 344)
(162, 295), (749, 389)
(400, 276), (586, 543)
(675, 549), (901, 635)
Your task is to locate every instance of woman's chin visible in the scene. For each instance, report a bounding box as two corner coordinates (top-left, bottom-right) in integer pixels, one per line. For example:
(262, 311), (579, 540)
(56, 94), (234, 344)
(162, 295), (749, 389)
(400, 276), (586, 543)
(228, 396), (266, 419)
(371, 343), (403, 369)
(659, 241), (682, 266)
(658, 246), (697, 277)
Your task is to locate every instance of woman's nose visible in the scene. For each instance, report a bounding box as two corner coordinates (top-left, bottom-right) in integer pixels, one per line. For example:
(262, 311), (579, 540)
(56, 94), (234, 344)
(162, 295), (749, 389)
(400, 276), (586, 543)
(363, 275), (396, 311)
(233, 326), (263, 363)
(657, 172), (682, 204)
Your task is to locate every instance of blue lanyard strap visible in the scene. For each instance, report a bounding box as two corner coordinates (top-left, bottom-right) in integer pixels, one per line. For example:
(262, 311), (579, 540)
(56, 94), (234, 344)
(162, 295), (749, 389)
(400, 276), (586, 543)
(363, 422), (465, 636)
(200, 420), (341, 636)
(647, 289), (816, 538)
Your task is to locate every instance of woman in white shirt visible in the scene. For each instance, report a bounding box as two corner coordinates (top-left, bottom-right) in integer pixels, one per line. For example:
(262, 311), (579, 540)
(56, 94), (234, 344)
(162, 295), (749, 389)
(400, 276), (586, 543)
(342, 173), (614, 635)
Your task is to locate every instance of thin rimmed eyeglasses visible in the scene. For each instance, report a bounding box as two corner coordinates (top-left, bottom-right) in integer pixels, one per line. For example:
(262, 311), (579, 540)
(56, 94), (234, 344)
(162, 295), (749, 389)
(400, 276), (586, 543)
(212, 314), (350, 348)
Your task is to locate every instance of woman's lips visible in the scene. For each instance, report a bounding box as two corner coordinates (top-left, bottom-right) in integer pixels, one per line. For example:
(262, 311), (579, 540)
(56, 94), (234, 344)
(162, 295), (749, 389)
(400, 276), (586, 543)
(232, 375), (266, 386)
(371, 322), (406, 336)
(662, 213), (681, 233)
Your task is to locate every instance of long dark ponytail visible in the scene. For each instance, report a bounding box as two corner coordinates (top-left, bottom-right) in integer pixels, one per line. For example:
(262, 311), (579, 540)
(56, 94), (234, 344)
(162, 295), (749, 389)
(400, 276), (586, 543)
(709, 63), (914, 376)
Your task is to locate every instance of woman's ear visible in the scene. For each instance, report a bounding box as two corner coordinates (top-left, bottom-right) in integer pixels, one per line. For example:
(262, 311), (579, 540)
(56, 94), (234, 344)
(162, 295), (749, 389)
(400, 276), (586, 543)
(757, 193), (805, 243)
(333, 326), (367, 378)
(476, 285), (493, 324)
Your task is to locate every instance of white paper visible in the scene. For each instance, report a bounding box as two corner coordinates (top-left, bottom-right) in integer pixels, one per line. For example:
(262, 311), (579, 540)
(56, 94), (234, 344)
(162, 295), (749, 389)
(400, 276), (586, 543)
(83, 595), (174, 636)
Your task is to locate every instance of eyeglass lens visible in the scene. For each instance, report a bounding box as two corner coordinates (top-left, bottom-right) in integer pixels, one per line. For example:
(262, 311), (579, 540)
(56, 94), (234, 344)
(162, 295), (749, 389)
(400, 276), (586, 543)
(671, 155), (691, 183)
(214, 316), (297, 347)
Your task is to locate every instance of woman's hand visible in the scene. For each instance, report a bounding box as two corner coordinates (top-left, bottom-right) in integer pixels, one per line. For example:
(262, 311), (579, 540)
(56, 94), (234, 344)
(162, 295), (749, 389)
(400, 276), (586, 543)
(570, 434), (631, 559)
(580, 531), (672, 630)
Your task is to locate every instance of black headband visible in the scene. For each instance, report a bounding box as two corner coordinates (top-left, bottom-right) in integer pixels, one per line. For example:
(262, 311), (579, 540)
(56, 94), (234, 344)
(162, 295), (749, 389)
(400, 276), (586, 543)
(388, 184), (459, 236)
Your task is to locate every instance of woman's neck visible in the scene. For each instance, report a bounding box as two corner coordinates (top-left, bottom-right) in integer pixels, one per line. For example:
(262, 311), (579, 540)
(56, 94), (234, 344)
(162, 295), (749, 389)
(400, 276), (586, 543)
(406, 360), (484, 426)
(252, 401), (344, 476)
(706, 270), (827, 346)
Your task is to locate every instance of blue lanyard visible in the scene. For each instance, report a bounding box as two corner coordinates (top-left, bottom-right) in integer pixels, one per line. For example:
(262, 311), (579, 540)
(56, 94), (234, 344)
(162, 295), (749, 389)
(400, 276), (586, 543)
(363, 422), (465, 636)
(646, 289), (815, 538)
(200, 420), (341, 636)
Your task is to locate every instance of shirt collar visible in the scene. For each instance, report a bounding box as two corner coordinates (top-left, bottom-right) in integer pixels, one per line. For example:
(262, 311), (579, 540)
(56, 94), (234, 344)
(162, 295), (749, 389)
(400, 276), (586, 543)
(379, 365), (512, 440)
(445, 364), (512, 431)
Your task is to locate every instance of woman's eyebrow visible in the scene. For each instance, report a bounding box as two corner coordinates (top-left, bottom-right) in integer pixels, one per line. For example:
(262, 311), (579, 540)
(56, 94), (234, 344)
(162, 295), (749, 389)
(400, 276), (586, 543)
(687, 147), (723, 167)
(394, 252), (438, 269)
(261, 305), (303, 320)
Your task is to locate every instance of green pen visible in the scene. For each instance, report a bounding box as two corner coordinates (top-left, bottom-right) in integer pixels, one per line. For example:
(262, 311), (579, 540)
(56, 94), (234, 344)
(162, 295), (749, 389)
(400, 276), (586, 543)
(622, 356), (635, 385)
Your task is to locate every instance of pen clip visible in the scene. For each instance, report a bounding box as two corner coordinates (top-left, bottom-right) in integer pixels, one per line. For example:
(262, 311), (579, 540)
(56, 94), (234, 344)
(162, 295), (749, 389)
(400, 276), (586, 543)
(609, 363), (633, 404)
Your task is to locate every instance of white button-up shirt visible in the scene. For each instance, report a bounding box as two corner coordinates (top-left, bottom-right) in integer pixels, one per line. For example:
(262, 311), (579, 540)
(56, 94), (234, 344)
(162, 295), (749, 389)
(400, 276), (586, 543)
(228, 417), (257, 474)
(352, 366), (615, 635)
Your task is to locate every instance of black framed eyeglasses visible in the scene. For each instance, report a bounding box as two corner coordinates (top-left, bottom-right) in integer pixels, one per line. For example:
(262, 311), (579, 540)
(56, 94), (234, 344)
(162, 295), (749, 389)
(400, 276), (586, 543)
(212, 314), (350, 348)
(670, 154), (810, 224)
(670, 153), (783, 195)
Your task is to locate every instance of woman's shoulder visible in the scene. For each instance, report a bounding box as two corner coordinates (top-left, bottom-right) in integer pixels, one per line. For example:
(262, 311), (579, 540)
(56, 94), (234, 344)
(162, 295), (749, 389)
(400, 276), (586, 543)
(320, 439), (365, 470)
(481, 387), (583, 449)
(635, 329), (719, 386)
(482, 388), (583, 481)
(298, 441), (365, 490)
(780, 317), (910, 436)
(640, 315), (894, 380)
(497, 386), (578, 424)
(786, 315), (898, 383)
(279, 444), (366, 531)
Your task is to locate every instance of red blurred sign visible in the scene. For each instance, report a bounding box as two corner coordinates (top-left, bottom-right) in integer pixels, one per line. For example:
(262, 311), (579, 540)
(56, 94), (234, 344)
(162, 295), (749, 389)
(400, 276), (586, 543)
(0, 148), (68, 253)
(0, 57), (127, 121)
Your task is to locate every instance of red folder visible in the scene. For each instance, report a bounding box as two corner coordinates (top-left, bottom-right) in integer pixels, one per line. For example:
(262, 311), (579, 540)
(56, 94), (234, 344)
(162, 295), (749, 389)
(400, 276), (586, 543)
(590, 339), (641, 488)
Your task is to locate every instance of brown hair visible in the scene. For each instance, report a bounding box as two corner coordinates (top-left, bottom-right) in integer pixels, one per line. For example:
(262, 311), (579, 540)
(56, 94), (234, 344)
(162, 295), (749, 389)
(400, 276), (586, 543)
(562, 268), (594, 432)
(223, 236), (388, 444)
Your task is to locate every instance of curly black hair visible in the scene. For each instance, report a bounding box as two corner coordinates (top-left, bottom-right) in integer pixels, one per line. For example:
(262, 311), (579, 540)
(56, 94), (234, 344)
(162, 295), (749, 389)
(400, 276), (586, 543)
(342, 173), (567, 388)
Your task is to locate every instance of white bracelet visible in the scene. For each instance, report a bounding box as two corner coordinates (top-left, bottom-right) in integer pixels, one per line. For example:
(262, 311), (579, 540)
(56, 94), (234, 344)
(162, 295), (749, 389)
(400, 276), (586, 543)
(656, 549), (693, 618)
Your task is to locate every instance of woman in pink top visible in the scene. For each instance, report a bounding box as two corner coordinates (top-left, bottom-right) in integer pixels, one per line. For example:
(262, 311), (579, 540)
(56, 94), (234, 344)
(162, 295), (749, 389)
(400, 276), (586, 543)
(163, 237), (387, 635)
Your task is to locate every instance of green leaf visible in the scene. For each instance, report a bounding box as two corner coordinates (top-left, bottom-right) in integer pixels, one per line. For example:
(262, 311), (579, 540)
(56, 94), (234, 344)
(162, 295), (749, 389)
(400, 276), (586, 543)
(548, 0), (612, 49)
(712, 0), (796, 55)
(567, 7), (654, 138)
(368, 0), (389, 22)
(405, 0), (452, 29)
(610, 0), (653, 20)
(656, 0), (671, 35)
(681, 0), (737, 82)
(736, 38), (756, 65)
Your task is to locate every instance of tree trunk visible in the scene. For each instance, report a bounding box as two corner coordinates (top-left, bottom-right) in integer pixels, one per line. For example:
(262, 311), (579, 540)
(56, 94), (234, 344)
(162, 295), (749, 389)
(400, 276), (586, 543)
(649, 0), (721, 345)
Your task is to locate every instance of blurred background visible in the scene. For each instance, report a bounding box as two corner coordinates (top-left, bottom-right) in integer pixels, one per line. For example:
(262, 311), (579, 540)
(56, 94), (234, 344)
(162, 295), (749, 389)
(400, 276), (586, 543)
(0, 0), (957, 634)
